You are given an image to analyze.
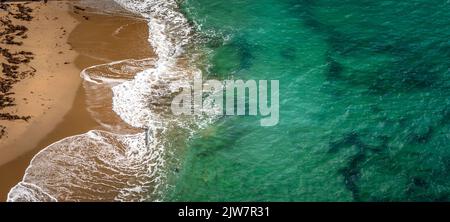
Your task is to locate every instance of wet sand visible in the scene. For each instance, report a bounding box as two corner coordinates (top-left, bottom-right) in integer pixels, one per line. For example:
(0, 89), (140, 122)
(0, 0), (154, 201)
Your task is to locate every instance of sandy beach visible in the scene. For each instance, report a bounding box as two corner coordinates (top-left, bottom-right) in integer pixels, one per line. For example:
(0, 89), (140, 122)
(0, 0), (153, 201)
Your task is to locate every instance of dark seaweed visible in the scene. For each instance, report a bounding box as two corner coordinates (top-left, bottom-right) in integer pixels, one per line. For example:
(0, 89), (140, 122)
(0, 2), (37, 139)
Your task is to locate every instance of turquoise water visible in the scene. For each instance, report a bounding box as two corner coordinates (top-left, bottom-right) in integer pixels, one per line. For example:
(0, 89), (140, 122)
(168, 0), (450, 201)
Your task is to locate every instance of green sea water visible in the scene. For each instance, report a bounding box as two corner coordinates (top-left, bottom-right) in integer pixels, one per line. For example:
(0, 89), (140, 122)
(168, 0), (450, 201)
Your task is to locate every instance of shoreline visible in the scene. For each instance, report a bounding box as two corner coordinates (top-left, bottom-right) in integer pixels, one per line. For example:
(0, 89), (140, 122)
(0, 0), (154, 201)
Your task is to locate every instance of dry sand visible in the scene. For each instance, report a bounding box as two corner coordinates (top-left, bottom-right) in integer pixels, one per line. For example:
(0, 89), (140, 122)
(0, 1), (81, 167)
(0, 0), (154, 201)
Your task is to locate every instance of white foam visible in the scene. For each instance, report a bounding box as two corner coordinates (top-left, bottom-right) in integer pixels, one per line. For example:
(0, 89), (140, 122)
(7, 182), (57, 202)
(8, 131), (164, 201)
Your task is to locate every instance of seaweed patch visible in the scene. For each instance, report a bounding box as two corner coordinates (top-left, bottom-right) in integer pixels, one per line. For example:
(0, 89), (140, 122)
(0, 2), (37, 139)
